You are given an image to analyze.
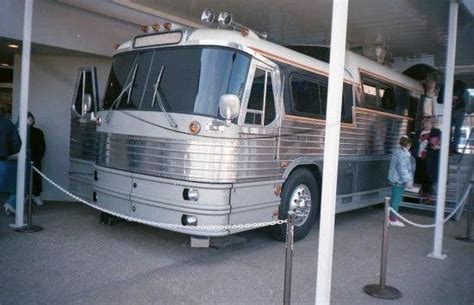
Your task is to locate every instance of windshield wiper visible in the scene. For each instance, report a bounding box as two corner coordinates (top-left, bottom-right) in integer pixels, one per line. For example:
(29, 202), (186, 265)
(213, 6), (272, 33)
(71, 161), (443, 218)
(151, 65), (177, 128)
(105, 64), (139, 122)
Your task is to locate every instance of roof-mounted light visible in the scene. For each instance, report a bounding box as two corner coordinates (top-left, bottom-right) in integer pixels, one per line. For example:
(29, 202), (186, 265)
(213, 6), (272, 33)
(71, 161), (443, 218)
(200, 9), (267, 40)
(217, 11), (233, 28)
(201, 9), (215, 25)
(163, 22), (172, 31)
(152, 24), (160, 32)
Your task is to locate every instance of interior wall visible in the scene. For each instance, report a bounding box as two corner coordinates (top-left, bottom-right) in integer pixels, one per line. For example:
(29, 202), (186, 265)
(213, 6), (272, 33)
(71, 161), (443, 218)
(12, 54), (111, 201)
(0, 0), (140, 57)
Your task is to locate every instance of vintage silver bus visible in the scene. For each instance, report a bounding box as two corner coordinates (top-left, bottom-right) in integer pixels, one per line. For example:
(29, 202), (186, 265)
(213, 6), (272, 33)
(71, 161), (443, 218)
(69, 21), (423, 242)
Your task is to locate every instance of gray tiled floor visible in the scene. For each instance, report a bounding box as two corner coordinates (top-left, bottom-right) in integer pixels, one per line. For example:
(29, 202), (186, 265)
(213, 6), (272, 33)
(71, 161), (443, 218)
(0, 202), (472, 305)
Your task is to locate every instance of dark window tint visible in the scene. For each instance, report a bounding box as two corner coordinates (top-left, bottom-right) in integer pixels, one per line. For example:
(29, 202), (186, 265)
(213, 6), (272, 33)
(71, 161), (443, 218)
(362, 75), (409, 116)
(395, 86), (411, 116)
(291, 75), (326, 118)
(116, 51), (154, 110)
(380, 83), (396, 112)
(103, 47), (251, 119)
(247, 69), (266, 111)
(264, 74), (276, 125)
(342, 83), (353, 123)
(103, 52), (137, 109)
(408, 96), (419, 118)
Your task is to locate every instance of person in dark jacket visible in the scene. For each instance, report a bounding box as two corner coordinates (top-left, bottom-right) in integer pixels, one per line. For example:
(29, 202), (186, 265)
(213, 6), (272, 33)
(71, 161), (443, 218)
(27, 112), (46, 206)
(413, 116), (442, 198)
(0, 112), (22, 214)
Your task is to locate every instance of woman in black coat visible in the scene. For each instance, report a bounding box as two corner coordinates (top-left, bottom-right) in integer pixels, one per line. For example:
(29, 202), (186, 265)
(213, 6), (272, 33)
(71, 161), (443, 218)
(27, 112), (46, 205)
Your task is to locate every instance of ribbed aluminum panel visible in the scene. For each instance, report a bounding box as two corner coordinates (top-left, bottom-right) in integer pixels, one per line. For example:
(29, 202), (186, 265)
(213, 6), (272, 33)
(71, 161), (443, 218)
(70, 116), (97, 162)
(95, 108), (410, 184)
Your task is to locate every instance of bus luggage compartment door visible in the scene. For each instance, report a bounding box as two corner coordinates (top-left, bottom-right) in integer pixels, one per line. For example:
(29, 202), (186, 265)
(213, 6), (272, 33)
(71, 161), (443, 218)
(93, 166), (133, 216)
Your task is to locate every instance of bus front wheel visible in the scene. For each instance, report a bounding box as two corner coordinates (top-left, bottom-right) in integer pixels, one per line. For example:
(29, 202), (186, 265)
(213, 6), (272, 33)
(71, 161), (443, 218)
(272, 168), (319, 241)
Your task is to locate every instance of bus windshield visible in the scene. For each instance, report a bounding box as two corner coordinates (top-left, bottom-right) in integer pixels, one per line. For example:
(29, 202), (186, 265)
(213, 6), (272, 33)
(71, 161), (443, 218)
(102, 46), (251, 119)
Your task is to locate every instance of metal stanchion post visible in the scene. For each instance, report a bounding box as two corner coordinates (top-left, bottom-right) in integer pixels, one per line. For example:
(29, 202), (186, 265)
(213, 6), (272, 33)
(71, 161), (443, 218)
(15, 162), (43, 233)
(283, 211), (295, 305)
(363, 197), (401, 299)
(456, 182), (473, 242)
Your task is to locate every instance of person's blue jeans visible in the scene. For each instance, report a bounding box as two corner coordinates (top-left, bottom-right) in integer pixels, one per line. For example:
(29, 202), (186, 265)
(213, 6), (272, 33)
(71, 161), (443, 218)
(0, 160), (17, 193)
(390, 185), (405, 220)
(0, 159), (30, 213)
(450, 109), (465, 152)
(5, 194), (16, 210)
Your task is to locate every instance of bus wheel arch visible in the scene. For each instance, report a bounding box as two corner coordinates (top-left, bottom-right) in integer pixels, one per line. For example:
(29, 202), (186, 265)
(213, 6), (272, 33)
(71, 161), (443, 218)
(272, 164), (322, 241)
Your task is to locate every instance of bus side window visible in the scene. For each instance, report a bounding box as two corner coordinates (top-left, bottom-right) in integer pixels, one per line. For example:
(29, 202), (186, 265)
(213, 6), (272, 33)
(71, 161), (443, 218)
(394, 86), (410, 116)
(380, 82), (396, 112)
(290, 75), (324, 118)
(362, 78), (378, 109)
(245, 68), (276, 126)
(342, 83), (353, 123)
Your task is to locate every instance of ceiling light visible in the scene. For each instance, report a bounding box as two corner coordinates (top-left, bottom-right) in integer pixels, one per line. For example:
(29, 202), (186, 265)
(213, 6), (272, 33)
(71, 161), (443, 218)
(8, 44), (19, 48)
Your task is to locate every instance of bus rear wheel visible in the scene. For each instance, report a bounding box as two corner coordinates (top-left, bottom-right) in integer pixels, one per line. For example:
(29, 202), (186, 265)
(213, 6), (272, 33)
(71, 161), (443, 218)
(272, 168), (319, 241)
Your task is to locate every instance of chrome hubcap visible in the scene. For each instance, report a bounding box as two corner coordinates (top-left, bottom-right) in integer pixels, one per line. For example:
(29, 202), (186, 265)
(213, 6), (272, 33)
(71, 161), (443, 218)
(289, 184), (312, 226)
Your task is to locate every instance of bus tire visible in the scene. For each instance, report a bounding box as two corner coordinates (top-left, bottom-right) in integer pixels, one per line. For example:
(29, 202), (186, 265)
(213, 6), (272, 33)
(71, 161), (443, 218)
(272, 168), (319, 241)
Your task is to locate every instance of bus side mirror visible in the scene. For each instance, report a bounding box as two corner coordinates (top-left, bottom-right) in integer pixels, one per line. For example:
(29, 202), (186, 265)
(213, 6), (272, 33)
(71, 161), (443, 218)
(71, 67), (99, 121)
(83, 94), (92, 114)
(219, 94), (240, 127)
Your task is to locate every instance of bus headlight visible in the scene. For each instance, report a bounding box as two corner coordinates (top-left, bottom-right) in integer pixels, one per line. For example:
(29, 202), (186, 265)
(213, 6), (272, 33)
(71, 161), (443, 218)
(183, 188), (199, 201)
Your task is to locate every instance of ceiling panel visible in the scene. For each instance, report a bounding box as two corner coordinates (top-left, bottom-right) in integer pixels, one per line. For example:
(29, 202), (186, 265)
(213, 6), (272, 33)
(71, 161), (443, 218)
(123, 0), (473, 68)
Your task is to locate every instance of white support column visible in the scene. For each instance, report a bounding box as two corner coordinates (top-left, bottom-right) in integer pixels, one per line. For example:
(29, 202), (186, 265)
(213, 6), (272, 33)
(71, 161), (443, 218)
(429, 0), (459, 260)
(15, 0), (34, 228)
(314, 0), (349, 304)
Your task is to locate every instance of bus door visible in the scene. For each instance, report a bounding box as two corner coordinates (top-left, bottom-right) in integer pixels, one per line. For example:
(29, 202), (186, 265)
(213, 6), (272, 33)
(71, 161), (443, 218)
(239, 60), (282, 160)
(229, 60), (283, 225)
(69, 66), (99, 201)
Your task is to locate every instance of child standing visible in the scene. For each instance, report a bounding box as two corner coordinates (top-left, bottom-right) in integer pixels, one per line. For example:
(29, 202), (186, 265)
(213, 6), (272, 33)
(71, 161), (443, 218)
(388, 136), (416, 227)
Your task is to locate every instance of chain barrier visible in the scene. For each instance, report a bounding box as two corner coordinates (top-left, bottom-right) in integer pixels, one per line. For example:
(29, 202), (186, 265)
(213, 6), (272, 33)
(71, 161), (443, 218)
(32, 166), (287, 231)
(389, 197), (468, 229)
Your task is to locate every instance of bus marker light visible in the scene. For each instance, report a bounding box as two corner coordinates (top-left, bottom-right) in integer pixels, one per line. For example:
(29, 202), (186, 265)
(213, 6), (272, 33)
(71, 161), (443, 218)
(164, 23), (172, 31)
(141, 25), (151, 33)
(274, 184), (282, 196)
(189, 121), (201, 135)
(152, 24), (161, 32)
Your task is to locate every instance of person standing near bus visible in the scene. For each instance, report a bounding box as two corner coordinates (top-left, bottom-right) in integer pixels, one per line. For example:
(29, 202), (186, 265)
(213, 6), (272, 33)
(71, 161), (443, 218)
(0, 112), (22, 214)
(27, 112), (46, 206)
(388, 136), (415, 227)
(413, 116), (441, 199)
